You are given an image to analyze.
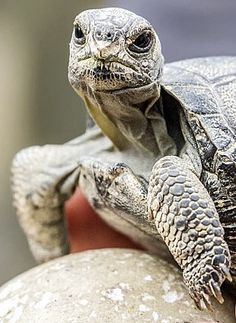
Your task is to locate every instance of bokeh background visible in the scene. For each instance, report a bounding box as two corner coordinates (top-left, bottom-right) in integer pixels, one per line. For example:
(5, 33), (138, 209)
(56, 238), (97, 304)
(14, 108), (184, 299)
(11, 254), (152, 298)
(0, 0), (236, 285)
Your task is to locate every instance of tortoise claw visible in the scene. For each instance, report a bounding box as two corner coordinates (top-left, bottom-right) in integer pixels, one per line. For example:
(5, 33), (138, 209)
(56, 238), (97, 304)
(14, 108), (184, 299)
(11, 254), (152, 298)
(190, 292), (202, 310)
(209, 281), (224, 304)
(201, 292), (213, 311)
(184, 258), (231, 309)
(220, 264), (232, 282)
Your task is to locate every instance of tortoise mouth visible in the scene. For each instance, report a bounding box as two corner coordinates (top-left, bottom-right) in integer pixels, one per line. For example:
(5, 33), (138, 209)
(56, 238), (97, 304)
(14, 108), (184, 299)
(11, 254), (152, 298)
(87, 58), (140, 74)
(69, 58), (151, 92)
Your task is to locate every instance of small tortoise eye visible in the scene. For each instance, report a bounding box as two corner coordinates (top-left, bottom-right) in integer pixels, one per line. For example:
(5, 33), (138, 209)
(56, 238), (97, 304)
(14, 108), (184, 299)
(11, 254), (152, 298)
(129, 31), (152, 53)
(74, 25), (86, 45)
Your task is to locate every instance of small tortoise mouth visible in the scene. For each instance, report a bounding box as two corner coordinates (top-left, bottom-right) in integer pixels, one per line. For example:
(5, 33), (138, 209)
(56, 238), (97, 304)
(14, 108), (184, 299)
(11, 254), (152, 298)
(93, 65), (127, 81)
(69, 58), (151, 92)
(87, 59), (141, 81)
(93, 58), (139, 74)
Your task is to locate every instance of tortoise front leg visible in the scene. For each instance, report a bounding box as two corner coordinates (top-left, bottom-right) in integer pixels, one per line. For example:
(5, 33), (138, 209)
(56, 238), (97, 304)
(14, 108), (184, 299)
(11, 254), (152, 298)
(147, 156), (232, 309)
(12, 145), (81, 263)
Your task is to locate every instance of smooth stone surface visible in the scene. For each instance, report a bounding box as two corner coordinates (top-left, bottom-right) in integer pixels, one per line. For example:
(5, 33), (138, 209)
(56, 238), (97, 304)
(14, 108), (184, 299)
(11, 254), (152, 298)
(0, 249), (234, 323)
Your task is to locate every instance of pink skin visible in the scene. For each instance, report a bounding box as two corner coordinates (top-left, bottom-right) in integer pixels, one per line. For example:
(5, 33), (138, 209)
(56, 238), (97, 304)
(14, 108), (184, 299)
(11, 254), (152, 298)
(65, 188), (141, 253)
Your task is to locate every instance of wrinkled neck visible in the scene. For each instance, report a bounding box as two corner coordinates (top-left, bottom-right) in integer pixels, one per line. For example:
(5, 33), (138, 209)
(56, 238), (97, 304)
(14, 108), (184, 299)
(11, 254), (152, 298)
(82, 82), (161, 155)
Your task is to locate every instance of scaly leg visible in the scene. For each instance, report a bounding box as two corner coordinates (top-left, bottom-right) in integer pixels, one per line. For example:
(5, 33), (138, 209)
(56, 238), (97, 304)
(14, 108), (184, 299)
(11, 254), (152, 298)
(12, 145), (82, 263)
(147, 156), (232, 309)
(11, 127), (113, 263)
(12, 145), (160, 263)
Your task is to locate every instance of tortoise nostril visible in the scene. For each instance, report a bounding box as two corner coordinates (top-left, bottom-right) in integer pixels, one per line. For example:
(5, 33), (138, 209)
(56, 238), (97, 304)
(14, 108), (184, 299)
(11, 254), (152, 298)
(95, 30), (102, 40)
(95, 29), (114, 41)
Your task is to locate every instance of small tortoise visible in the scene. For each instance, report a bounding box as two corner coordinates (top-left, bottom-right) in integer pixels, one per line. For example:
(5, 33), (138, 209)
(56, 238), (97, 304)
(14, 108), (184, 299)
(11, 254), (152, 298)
(12, 8), (236, 309)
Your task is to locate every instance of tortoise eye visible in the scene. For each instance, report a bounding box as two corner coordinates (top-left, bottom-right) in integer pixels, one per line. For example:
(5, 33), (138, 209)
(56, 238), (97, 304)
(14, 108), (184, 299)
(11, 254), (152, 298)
(74, 26), (86, 45)
(129, 32), (152, 53)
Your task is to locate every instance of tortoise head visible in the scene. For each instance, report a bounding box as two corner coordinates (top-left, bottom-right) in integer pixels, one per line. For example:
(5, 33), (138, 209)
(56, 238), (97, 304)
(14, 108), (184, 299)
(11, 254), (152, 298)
(68, 8), (164, 93)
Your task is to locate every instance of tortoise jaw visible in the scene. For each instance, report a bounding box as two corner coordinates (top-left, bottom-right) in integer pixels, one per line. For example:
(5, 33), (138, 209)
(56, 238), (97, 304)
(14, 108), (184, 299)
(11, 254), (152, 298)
(68, 57), (151, 93)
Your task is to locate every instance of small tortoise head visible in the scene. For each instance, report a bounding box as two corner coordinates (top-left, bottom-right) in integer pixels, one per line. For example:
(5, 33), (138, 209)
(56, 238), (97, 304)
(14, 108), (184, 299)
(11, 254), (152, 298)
(68, 8), (164, 93)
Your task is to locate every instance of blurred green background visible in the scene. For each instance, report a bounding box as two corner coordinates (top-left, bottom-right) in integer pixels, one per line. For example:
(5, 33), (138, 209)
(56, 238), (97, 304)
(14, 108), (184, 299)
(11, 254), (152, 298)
(0, 0), (235, 285)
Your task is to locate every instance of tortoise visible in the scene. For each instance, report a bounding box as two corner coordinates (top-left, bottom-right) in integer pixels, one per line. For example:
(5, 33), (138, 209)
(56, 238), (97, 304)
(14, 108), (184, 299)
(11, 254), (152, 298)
(12, 7), (236, 309)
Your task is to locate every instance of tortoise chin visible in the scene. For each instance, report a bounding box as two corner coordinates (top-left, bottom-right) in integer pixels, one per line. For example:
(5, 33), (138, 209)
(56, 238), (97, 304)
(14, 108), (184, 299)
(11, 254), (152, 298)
(68, 58), (149, 92)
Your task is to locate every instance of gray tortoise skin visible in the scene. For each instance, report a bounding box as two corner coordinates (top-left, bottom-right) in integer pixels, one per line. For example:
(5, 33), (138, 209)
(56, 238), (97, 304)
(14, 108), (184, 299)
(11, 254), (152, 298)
(12, 8), (236, 310)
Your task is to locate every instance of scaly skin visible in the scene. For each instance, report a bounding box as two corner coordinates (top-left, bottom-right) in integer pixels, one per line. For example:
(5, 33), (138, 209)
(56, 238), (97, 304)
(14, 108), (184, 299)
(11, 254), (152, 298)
(147, 156), (232, 309)
(12, 7), (236, 310)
